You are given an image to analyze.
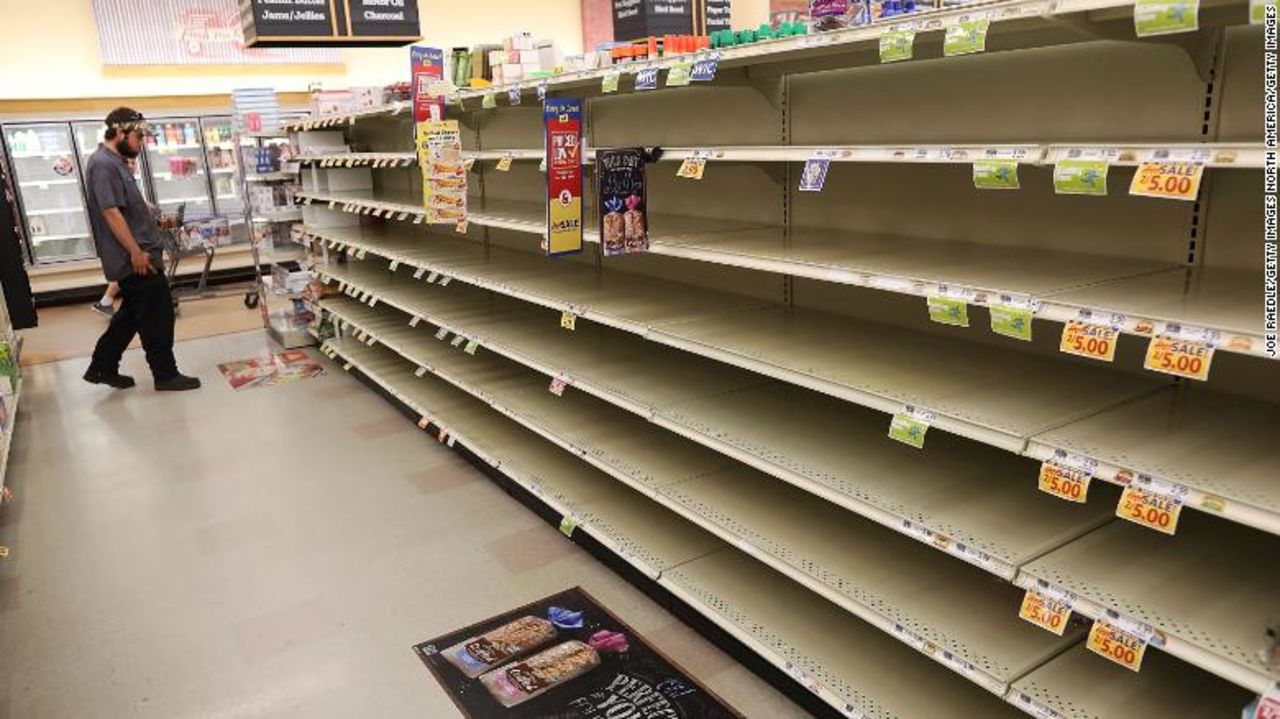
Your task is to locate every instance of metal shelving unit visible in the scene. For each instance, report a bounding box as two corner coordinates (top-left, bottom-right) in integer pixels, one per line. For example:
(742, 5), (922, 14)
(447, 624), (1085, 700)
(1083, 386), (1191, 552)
(290, 3), (1274, 715)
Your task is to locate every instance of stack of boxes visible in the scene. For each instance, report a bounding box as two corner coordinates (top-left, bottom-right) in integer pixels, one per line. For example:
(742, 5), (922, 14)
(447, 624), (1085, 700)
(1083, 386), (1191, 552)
(489, 33), (564, 86)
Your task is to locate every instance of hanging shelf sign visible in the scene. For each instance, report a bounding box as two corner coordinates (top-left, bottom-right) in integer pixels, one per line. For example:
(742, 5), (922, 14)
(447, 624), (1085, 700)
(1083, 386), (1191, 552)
(241, 0), (422, 47)
(545, 98), (585, 256)
(597, 148), (650, 257)
(417, 119), (467, 225)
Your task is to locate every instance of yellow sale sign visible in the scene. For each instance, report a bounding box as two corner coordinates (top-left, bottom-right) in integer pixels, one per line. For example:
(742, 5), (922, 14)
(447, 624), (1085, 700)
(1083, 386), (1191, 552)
(1019, 589), (1072, 636)
(1087, 620), (1147, 672)
(1038, 462), (1091, 503)
(1129, 161), (1204, 201)
(1144, 336), (1213, 381)
(1060, 321), (1119, 362)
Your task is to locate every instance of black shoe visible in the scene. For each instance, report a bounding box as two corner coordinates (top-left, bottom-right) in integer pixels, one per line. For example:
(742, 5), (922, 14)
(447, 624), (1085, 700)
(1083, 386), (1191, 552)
(84, 368), (136, 389)
(155, 373), (201, 392)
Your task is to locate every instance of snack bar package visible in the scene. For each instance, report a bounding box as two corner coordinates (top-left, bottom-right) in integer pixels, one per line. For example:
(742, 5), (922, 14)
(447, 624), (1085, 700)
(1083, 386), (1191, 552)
(479, 640), (602, 708)
(440, 615), (557, 678)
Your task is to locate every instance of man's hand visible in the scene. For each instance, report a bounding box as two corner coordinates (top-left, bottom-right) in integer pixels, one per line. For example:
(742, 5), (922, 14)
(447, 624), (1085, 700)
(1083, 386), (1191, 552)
(130, 249), (154, 276)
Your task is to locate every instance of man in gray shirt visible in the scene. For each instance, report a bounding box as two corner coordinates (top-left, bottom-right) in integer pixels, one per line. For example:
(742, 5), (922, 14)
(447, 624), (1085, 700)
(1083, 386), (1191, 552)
(84, 108), (199, 391)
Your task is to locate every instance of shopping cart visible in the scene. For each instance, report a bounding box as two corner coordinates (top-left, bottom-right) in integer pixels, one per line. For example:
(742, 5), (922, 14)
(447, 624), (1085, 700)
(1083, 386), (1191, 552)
(156, 204), (231, 313)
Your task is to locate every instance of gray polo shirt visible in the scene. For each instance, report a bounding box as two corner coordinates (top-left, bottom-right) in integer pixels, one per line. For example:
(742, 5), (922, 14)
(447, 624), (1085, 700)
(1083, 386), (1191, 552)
(85, 145), (161, 282)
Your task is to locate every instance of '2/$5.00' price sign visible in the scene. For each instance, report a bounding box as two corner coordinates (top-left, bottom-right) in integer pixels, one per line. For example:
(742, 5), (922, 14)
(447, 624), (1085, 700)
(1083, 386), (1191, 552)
(1129, 161), (1204, 201)
(1060, 320), (1119, 362)
(1116, 475), (1187, 534)
(1144, 336), (1213, 381)
(1018, 589), (1073, 636)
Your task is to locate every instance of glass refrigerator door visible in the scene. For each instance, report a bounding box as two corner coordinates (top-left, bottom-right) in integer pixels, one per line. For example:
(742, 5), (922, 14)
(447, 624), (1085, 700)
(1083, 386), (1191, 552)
(201, 115), (243, 217)
(2, 122), (95, 262)
(72, 121), (148, 201)
(144, 117), (214, 217)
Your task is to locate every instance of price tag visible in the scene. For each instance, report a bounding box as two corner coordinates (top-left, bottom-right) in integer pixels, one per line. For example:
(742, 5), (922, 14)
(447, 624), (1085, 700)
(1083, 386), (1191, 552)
(1054, 159), (1109, 195)
(1134, 0), (1199, 35)
(450, 334), (466, 347)
(435, 327), (450, 340)
(413, 214), (425, 225)
(342, 362), (353, 372)
(944, 19), (991, 56)
(418, 416), (431, 428)
(413, 267), (427, 280)
(1060, 321), (1119, 362)
(1117, 477), (1186, 534)
(602, 70), (622, 94)
(927, 295), (970, 327)
(482, 93), (497, 109)
(1251, 0), (1272, 23)
(439, 276), (453, 287)
(549, 377), (568, 396)
(356, 248), (367, 260)
(415, 366), (428, 378)
(1087, 620), (1148, 671)
(888, 408), (933, 449)
(539, 156), (547, 173)
(990, 304), (1033, 341)
(409, 316), (422, 327)
(1038, 462), (1092, 503)
(537, 80), (549, 101)
(1143, 336), (1213, 380)
(0, 545), (8, 559)
(456, 220), (469, 234)
(464, 340), (480, 355)
(365, 334), (377, 346)
(635, 67), (659, 91)
(666, 61), (693, 87)
(973, 159), (1020, 190)
(559, 515), (578, 537)
(1251, 684), (1280, 719)
(388, 260), (400, 272)
(879, 28), (917, 63)
(799, 155), (832, 192)
(691, 55), (720, 81)
(560, 311), (577, 330)
(507, 86), (522, 105)
(1019, 588), (1073, 636)
(1129, 161), (1204, 201)
(368, 295), (378, 308)
(677, 151), (709, 180)
(496, 154), (514, 172)
(426, 271), (439, 283)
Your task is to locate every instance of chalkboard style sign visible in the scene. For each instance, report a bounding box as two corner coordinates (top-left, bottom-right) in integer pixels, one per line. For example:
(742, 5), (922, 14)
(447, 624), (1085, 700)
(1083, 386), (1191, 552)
(612, 0), (728, 41)
(240, 0), (421, 47)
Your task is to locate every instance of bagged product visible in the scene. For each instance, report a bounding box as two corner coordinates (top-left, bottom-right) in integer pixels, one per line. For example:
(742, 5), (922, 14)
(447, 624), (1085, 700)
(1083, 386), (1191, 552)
(479, 640), (602, 707)
(440, 615), (557, 678)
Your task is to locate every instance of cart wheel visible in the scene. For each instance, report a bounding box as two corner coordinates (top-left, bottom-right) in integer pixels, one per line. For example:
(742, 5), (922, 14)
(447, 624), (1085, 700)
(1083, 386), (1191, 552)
(244, 292), (259, 309)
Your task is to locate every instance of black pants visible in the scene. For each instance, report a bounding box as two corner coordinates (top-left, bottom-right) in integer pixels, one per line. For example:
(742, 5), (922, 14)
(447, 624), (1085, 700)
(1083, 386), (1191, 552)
(89, 271), (178, 380)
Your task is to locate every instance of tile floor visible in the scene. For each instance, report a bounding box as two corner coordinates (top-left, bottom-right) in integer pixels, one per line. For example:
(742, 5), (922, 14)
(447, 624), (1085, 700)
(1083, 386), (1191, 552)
(0, 330), (807, 719)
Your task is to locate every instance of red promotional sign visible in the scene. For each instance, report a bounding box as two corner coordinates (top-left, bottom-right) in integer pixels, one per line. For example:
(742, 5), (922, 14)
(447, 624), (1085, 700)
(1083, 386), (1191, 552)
(411, 46), (446, 123)
(544, 99), (584, 256)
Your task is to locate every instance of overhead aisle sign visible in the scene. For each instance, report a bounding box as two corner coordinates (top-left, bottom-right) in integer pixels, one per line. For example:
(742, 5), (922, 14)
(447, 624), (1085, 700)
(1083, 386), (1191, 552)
(240, 0), (421, 47)
(544, 99), (585, 257)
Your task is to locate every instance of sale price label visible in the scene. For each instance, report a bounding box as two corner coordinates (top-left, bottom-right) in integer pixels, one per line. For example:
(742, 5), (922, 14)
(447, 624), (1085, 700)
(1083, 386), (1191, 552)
(495, 154), (514, 172)
(560, 311), (577, 331)
(888, 411), (931, 449)
(677, 156), (708, 180)
(1019, 588), (1073, 636)
(1116, 481), (1185, 534)
(944, 18), (991, 56)
(1086, 620), (1147, 672)
(880, 28), (917, 63)
(1129, 161), (1204, 201)
(1143, 336), (1213, 380)
(1038, 462), (1092, 503)
(927, 295), (970, 327)
(1060, 321), (1119, 362)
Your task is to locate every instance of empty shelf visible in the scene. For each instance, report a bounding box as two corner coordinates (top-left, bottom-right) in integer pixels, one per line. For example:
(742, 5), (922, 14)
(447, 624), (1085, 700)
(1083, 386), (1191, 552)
(662, 549), (1025, 719)
(1016, 517), (1280, 693)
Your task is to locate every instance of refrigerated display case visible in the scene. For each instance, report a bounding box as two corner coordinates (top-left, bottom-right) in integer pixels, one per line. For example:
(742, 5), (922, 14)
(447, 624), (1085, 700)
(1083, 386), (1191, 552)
(72, 121), (148, 201)
(144, 117), (214, 217)
(1, 123), (94, 262)
(201, 115), (244, 218)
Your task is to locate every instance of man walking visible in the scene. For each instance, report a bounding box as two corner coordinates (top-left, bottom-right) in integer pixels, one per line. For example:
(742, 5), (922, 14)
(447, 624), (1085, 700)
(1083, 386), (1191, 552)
(83, 107), (200, 391)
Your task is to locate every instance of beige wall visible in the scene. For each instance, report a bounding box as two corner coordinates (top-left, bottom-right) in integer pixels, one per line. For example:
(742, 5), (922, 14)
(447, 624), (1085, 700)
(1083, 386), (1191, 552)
(0, 0), (585, 101)
(732, 0), (772, 28)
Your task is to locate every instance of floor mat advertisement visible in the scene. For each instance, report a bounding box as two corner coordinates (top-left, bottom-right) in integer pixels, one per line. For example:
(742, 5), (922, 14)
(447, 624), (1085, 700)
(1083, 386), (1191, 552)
(217, 349), (325, 390)
(413, 587), (741, 718)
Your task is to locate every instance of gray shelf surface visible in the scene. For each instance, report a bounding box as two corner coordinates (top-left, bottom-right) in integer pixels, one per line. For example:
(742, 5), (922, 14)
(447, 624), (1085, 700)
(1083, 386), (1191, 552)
(1010, 643), (1253, 719)
(663, 549), (1027, 719)
(321, 294), (1082, 693)
(1020, 517), (1280, 692)
(1030, 387), (1280, 534)
(316, 272), (1116, 577)
(306, 223), (1165, 453)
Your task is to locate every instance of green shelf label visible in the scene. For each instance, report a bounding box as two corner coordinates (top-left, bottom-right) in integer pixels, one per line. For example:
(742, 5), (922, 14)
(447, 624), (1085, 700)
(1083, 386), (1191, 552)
(666, 61), (694, 87)
(1250, 0), (1273, 23)
(559, 516), (578, 537)
(1134, 0), (1199, 36)
(889, 414), (930, 449)
(928, 296), (970, 327)
(879, 29), (917, 63)
(944, 19), (990, 57)
(973, 159), (1020, 190)
(1053, 159), (1109, 196)
(602, 71), (621, 94)
(482, 93), (497, 109)
(990, 305), (1034, 342)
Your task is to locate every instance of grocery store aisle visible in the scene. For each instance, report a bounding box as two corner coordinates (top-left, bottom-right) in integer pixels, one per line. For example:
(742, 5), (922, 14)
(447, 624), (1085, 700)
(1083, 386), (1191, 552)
(0, 330), (804, 719)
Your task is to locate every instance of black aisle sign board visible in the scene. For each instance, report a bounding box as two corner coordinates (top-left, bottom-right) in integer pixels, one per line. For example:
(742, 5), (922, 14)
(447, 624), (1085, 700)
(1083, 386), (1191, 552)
(413, 587), (740, 719)
(240, 0), (421, 47)
(613, 0), (695, 41)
